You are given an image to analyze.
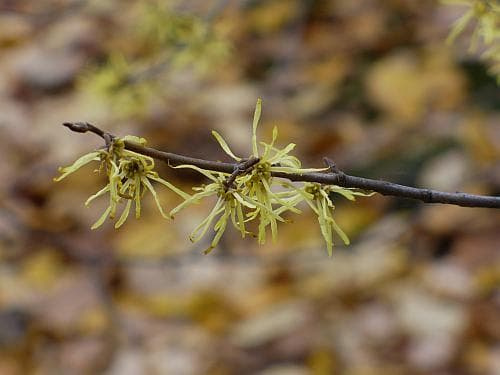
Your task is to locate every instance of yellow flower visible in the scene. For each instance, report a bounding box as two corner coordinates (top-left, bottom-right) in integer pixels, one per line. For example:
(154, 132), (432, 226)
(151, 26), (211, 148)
(54, 150), (104, 182)
(211, 99), (324, 243)
(283, 182), (374, 256)
(169, 165), (264, 254)
(55, 136), (189, 229)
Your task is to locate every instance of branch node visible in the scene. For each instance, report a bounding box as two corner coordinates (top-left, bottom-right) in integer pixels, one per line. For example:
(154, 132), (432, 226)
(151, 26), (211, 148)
(224, 156), (260, 191)
(323, 157), (346, 185)
(425, 189), (434, 203)
(103, 133), (113, 149)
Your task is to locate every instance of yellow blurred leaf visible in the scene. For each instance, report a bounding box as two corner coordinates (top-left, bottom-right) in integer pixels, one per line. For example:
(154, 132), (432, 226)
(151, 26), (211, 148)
(366, 52), (427, 123)
(248, 0), (300, 34)
(21, 249), (64, 290)
(78, 308), (109, 334)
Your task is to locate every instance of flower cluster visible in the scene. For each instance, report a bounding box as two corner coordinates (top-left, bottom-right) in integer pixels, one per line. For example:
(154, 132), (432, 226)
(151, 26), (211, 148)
(168, 99), (372, 255)
(55, 135), (189, 229)
(282, 182), (373, 256)
(169, 166), (263, 254)
(55, 100), (373, 255)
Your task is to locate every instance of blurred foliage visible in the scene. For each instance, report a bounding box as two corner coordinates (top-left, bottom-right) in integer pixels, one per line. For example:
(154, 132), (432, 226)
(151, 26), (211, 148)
(443, 0), (500, 81)
(80, 0), (231, 116)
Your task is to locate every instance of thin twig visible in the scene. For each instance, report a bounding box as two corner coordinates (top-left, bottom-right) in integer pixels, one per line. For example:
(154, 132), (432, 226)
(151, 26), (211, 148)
(62, 122), (500, 208)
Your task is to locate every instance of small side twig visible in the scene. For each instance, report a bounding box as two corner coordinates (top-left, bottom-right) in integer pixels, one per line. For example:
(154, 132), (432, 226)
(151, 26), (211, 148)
(323, 157), (347, 186)
(61, 122), (500, 209)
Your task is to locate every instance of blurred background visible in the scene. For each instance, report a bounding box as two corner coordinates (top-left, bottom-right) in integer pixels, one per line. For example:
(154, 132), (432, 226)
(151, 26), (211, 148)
(0, 0), (499, 374)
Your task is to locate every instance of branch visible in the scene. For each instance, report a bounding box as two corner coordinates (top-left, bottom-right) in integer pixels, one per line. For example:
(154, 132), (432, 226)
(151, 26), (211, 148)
(224, 157), (260, 190)
(62, 122), (500, 209)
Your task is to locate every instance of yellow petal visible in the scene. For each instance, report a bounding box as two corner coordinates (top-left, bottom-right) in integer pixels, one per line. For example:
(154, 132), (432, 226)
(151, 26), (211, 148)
(149, 175), (191, 200)
(142, 177), (169, 219)
(252, 98), (262, 157)
(172, 165), (220, 182)
(91, 206), (112, 230)
(54, 151), (102, 181)
(212, 131), (241, 161)
(85, 185), (110, 206)
(115, 199), (132, 228)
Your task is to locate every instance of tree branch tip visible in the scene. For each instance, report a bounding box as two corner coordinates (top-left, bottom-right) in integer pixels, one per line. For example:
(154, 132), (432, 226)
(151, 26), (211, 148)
(63, 122), (90, 133)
